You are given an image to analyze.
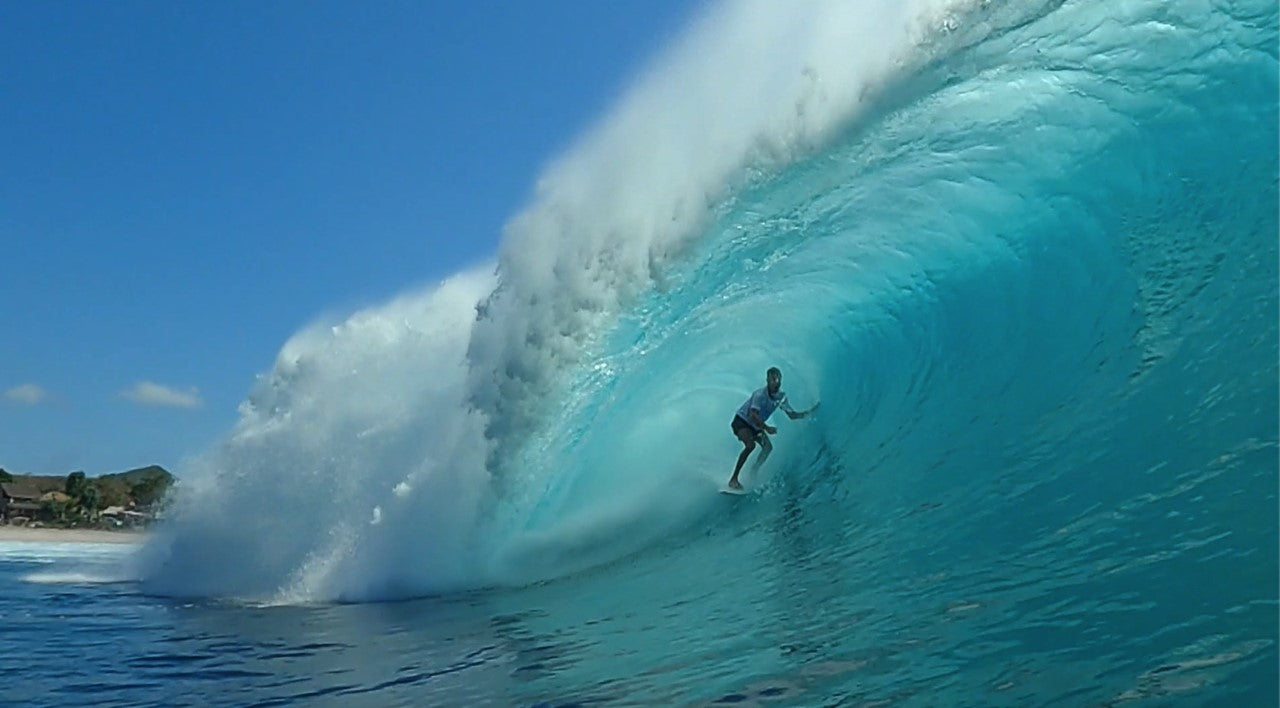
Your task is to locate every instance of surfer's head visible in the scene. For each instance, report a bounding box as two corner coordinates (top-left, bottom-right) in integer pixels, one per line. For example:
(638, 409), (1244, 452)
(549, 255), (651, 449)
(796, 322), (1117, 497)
(766, 367), (782, 395)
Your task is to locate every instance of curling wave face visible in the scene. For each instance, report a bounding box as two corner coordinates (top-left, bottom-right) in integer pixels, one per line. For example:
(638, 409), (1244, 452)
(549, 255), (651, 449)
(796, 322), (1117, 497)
(138, 0), (1277, 618)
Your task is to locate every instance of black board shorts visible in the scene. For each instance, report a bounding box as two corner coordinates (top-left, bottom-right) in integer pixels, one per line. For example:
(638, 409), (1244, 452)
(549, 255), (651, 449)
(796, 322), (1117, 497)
(731, 414), (761, 439)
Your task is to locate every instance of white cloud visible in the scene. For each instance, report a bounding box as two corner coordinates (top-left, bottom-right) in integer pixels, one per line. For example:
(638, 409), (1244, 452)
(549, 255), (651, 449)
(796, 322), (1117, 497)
(120, 381), (203, 409)
(5, 383), (48, 405)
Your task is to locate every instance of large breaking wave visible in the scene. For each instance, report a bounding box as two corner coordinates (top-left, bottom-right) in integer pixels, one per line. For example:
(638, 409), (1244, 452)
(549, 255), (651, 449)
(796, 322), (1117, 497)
(137, 0), (1277, 619)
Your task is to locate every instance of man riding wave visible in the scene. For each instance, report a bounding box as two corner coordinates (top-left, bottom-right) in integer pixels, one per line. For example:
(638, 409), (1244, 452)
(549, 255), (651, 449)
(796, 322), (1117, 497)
(727, 367), (818, 490)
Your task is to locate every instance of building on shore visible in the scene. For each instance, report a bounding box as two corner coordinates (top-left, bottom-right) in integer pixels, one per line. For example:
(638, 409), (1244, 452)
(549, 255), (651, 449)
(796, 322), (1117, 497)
(100, 506), (153, 528)
(0, 483), (43, 524)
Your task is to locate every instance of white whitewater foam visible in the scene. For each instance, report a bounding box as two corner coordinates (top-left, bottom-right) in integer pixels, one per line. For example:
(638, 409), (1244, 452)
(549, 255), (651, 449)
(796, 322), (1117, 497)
(142, 0), (972, 602)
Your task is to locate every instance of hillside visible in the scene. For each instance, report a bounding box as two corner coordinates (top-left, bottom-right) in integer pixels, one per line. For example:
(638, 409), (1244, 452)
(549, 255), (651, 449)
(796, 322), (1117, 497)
(1, 465), (174, 509)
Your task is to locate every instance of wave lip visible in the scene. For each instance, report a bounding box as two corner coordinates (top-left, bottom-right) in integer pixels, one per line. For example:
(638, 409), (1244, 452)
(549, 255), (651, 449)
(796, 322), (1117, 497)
(465, 0), (963, 445)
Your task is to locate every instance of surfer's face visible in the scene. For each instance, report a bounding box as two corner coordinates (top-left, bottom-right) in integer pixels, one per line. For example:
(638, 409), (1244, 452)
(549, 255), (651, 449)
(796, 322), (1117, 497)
(767, 370), (781, 394)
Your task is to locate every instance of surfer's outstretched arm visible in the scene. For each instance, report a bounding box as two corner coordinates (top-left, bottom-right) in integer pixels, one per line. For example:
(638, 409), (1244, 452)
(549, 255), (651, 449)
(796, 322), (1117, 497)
(782, 400), (820, 420)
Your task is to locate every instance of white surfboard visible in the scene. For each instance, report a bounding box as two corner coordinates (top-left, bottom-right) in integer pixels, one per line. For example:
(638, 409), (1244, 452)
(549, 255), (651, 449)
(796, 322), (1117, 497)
(719, 485), (748, 496)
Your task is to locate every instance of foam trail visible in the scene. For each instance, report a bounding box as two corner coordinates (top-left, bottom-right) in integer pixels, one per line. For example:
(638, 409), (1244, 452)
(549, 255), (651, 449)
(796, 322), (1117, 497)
(23, 571), (134, 585)
(3, 541), (139, 585)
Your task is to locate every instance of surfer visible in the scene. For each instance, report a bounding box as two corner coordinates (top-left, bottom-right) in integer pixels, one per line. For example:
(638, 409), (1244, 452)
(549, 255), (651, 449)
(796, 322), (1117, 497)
(727, 367), (818, 490)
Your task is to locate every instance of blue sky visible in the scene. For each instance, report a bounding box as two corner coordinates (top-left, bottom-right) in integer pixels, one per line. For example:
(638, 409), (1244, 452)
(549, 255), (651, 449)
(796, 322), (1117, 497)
(1, 1), (701, 476)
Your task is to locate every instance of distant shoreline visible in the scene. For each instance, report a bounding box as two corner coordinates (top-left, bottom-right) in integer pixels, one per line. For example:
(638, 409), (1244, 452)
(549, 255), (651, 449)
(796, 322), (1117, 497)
(0, 526), (145, 545)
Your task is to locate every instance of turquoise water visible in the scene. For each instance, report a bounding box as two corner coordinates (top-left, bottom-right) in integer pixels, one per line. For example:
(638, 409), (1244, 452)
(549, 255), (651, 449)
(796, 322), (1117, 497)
(5, 1), (1277, 705)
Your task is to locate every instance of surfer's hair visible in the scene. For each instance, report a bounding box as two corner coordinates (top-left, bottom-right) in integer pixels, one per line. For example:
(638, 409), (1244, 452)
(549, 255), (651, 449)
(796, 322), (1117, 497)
(767, 367), (781, 378)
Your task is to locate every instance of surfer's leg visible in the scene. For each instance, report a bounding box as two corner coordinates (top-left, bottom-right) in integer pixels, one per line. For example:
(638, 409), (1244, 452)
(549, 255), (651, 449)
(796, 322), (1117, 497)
(752, 434), (773, 471)
(729, 428), (756, 489)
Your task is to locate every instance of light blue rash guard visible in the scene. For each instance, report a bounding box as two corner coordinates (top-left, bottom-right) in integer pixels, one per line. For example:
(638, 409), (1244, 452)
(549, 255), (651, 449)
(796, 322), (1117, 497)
(736, 387), (790, 430)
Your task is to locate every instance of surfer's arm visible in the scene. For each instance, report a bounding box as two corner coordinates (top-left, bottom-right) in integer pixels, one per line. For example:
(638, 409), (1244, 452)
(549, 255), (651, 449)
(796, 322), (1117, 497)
(782, 400), (819, 419)
(748, 408), (775, 434)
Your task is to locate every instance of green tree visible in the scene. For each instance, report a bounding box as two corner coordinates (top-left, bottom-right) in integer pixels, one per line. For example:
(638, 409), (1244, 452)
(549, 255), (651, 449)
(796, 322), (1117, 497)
(80, 484), (102, 518)
(65, 471), (88, 499)
(130, 476), (171, 509)
(40, 498), (68, 524)
(0, 467), (11, 483)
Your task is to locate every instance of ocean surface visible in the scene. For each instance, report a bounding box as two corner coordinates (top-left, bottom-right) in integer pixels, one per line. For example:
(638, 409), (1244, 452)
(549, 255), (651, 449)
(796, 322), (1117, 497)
(3, 1), (1277, 705)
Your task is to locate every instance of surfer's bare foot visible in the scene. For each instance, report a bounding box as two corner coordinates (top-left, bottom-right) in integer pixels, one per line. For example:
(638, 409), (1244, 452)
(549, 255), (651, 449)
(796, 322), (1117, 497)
(728, 479), (743, 490)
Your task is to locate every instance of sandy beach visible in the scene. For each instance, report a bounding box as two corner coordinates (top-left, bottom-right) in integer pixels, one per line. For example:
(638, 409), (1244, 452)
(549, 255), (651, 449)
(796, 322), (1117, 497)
(0, 526), (145, 544)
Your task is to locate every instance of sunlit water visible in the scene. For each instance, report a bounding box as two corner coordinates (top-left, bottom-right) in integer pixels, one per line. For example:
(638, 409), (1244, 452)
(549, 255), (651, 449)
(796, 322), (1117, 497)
(4, 0), (1276, 705)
